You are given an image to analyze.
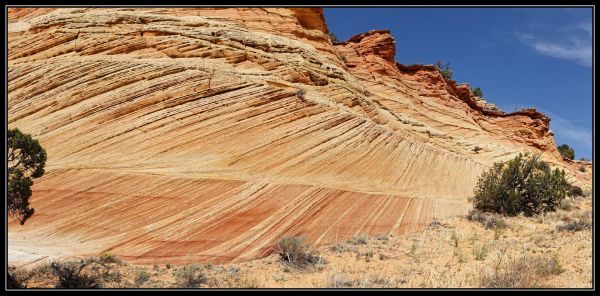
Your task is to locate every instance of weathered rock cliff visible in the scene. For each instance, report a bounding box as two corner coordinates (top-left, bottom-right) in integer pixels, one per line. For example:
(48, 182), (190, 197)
(8, 8), (591, 265)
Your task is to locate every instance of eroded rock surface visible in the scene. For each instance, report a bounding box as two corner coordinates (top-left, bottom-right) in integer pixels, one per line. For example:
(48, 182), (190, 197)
(8, 8), (591, 265)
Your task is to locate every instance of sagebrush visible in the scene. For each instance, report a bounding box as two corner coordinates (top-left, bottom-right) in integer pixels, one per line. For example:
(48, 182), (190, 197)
(276, 236), (322, 267)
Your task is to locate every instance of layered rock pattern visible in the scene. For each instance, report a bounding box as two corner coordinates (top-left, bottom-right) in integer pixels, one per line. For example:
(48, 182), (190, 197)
(8, 8), (591, 264)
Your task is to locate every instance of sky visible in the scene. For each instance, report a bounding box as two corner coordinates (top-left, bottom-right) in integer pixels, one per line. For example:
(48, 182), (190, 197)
(324, 8), (593, 160)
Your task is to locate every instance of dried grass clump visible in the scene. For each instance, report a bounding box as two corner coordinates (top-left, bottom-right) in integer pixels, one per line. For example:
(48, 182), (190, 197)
(276, 236), (324, 268)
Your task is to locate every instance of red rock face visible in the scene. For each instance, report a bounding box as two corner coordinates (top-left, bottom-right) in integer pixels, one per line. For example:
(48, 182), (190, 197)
(335, 29), (580, 176)
(8, 8), (591, 265)
(344, 30), (396, 62)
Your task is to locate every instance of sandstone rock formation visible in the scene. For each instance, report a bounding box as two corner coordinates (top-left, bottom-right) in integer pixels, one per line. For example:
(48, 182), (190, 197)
(8, 8), (592, 265)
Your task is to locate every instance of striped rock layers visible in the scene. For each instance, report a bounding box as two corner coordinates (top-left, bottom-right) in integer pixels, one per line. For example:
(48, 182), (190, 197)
(8, 8), (591, 264)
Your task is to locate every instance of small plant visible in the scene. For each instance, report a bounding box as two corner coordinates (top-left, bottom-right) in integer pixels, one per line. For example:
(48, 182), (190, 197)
(273, 273), (287, 282)
(357, 251), (374, 262)
(50, 259), (102, 289)
(473, 146), (483, 153)
(27, 262), (54, 282)
(467, 209), (487, 224)
(314, 256), (327, 271)
(484, 216), (508, 230)
(328, 31), (339, 43)
(98, 253), (122, 265)
(556, 219), (591, 232)
(236, 272), (261, 288)
(579, 166), (586, 172)
(8, 266), (28, 289)
(568, 185), (584, 197)
(451, 232), (459, 252)
(493, 228), (503, 240)
(376, 234), (389, 241)
(327, 273), (355, 288)
(135, 269), (151, 286)
(472, 87), (483, 97)
(330, 243), (347, 253)
(474, 245), (488, 261)
(559, 200), (573, 211)
(408, 240), (420, 256)
(98, 266), (123, 285)
(227, 266), (240, 277)
(427, 219), (448, 229)
(535, 254), (564, 276)
(371, 276), (391, 286)
(379, 253), (392, 260)
(348, 235), (368, 245)
(276, 236), (322, 267)
(467, 209), (508, 230)
(295, 88), (306, 99)
(174, 264), (208, 288)
(479, 257), (541, 288)
(481, 254), (565, 288)
(434, 60), (453, 80)
(557, 144), (575, 160)
(455, 248), (467, 263)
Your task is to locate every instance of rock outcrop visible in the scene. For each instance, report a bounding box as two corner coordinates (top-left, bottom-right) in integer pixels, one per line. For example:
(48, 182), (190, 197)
(8, 8), (591, 265)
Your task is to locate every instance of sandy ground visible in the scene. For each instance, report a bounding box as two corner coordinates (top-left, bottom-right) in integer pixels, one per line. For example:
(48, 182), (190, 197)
(11, 194), (592, 289)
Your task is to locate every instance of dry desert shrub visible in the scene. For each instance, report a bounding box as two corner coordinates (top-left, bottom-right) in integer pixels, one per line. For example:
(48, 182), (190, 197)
(8, 266), (29, 289)
(330, 243), (356, 253)
(376, 234), (390, 241)
(24, 261), (55, 284)
(356, 250), (375, 262)
(235, 272), (262, 288)
(134, 269), (151, 287)
(295, 88), (306, 99)
(455, 247), (467, 264)
(173, 264), (208, 288)
(556, 219), (592, 232)
(479, 258), (541, 288)
(98, 253), (123, 265)
(467, 209), (509, 230)
(370, 275), (391, 287)
(22, 255), (126, 288)
(467, 209), (488, 224)
(348, 235), (368, 245)
(473, 244), (488, 261)
(534, 254), (564, 276)
(480, 254), (564, 288)
(276, 236), (324, 268)
(427, 219), (449, 229)
(50, 259), (103, 289)
(559, 199), (574, 211)
(327, 272), (355, 288)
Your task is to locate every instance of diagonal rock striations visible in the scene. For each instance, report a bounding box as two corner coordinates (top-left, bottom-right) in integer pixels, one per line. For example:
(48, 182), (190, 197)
(8, 8), (591, 265)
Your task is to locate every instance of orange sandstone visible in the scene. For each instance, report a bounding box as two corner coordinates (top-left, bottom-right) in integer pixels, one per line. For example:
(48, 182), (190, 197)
(7, 8), (591, 265)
